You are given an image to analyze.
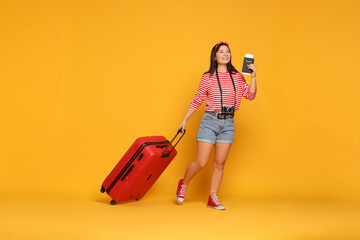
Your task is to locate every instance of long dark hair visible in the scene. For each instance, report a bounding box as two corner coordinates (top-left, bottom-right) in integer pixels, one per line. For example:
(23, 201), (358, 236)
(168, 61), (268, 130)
(205, 42), (238, 76)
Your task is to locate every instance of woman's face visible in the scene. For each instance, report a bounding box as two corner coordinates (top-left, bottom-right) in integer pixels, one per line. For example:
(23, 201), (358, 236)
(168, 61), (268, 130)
(215, 45), (231, 65)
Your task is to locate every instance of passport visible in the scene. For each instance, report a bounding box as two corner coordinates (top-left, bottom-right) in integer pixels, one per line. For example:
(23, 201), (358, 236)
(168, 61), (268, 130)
(242, 53), (254, 75)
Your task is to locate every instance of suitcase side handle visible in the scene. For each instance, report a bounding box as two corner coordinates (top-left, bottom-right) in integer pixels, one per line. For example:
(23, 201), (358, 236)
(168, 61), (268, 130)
(161, 129), (186, 158)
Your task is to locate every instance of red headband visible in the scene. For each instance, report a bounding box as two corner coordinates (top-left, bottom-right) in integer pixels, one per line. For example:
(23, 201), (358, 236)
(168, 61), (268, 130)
(215, 41), (229, 51)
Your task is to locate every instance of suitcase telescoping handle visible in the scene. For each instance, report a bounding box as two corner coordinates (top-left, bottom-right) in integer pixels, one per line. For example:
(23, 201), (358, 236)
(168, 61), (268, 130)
(161, 129), (186, 158)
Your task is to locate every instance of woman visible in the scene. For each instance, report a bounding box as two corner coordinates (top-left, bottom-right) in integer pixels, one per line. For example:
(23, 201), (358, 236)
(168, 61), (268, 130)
(176, 41), (257, 210)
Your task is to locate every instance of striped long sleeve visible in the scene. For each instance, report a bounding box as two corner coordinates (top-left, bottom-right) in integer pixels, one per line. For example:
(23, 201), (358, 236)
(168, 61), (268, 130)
(241, 75), (256, 101)
(189, 73), (210, 110)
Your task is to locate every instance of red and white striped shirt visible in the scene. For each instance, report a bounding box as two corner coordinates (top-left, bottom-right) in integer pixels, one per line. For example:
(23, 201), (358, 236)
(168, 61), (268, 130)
(189, 71), (256, 112)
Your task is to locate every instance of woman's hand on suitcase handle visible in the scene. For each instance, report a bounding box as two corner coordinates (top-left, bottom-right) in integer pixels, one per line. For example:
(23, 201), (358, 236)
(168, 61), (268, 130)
(179, 108), (195, 133)
(178, 120), (187, 133)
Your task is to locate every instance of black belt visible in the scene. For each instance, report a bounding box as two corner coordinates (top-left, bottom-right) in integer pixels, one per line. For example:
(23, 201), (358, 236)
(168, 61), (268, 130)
(205, 111), (234, 119)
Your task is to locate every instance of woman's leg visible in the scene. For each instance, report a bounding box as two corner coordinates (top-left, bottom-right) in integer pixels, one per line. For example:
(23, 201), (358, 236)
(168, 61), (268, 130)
(209, 143), (232, 195)
(183, 141), (214, 185)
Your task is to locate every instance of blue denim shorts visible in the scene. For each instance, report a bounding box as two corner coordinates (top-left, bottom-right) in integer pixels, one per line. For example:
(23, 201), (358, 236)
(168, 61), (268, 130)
(196, 112), (235, 144)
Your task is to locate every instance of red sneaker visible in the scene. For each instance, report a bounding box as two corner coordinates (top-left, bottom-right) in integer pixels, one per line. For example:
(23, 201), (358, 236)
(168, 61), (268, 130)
(176, 179), (187, 204)
(207, 194), (226, 210)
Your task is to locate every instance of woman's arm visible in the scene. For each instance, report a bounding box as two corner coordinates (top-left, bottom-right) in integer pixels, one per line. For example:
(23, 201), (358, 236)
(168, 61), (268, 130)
(179, 73), (209, 132)
(248, 64), (257, 94)
(178, 108), (196, 133)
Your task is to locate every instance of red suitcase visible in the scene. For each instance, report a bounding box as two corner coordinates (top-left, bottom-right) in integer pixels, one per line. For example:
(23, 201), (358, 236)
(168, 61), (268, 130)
(101, 130), (185, 205)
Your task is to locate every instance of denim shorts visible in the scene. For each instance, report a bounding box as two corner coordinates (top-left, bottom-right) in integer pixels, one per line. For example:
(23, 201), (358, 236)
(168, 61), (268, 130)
(196, 112), (235, 144)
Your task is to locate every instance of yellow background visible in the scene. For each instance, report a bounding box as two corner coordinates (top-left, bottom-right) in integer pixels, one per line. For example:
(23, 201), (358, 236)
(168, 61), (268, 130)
(1, 0), (359, 239)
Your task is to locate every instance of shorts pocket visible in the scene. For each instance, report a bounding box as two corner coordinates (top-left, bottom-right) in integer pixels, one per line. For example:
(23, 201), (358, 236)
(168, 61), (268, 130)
(204, 113), (216, 121)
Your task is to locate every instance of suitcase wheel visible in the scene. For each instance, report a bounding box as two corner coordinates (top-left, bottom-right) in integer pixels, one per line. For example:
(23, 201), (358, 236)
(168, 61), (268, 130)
(100, 186), (105, 193)
(110, 200), (116, 205)
(135, 199), (140, 201)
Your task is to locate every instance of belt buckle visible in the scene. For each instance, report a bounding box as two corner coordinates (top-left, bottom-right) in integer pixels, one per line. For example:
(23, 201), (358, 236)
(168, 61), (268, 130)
(217, 113), (225, 119)
(218, 113), (234, 119)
